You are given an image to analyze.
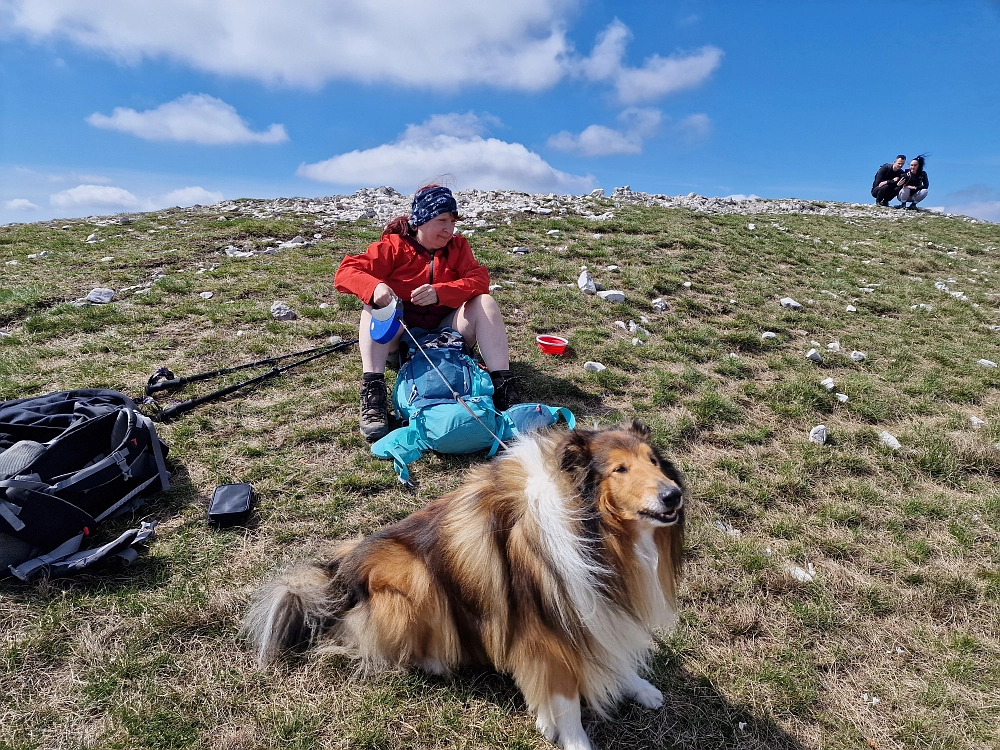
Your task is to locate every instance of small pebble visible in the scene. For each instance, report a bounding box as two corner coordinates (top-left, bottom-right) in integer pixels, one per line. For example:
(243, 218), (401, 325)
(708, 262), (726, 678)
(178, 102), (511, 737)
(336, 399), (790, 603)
(489, 284), (503, 292)
(318, 302), (330, 309)
(597, 290), (626, 303)
(583, 361), (606, 373)
(809, 425), (828, 444)
(850, 350), (868, 362)
(806, 348), (823, 363)
(835, 393), (849, 402)
(270, 301), (297, 321)
(827, 342), (841, 351)
(780, 297), (802, 310)
(970, 416), (987, 429)
(578, 270), (597, 295)
(820, 377), (835, 390)
(199, 291), (214, 299)
(747, 223), (756, 230)
(512, 246), (530, 254)
(100, 256), (114, 262)
(615, 321), (628, 331)
(632, 337), (644, 346)
(846, 305), (857, 312)
(682, 281), (692, 288)
(978, 359), (998, 368)
(328, 335), (344, 345)
(878, 431), (902, 450)
(651, 298), (668, 312)
(606, 265), (619, 271)
(85, 288), (115, 304)
(761, 331), (778, 340)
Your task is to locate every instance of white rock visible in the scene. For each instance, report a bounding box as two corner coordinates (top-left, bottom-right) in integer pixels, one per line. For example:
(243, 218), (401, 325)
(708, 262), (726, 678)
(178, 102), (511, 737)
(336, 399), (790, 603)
(978, 359), (998, 368)
(225, 246), (255, 258)
(597, 290), (626, 303)
(328, 335), (343, 345)
(578, 270), (597, 294)
(859, 287), (875, 293)
(85, 233), (98, 242)
(878, 431), (902, 450)
(615, 321), (628, 331)
(806, 348), (823, 363)
(537, 208), (553, 215)
(827, 342), (841, 351)
(489, 284), (503, 292)
(100, 256), (114, 262)
(780, 297), (802, 310)
(846, 304), (857, 312)
(313, 233), (323, 239)
(639, 315), (650, 324)
(606, 265), (619, 271)
(912, 303), (934, 311)
(27, 251), (48, 259)
(545, 229), (560, 235)
(809, 425), (828, 444)
(318, 302), (330, 309)
(512, 246), (530, 254)
(590, 188), (605, 197)
(850, 350), (868, 362)
(682, 281), (692, 288)
(788, 563), (816, 582)
(583, 361), (606, 373)
(5, 260), (18, 266)
(199, 291), (214, 299)
(85, 288), (115, 304)
(761, 331), (778, 340)
(747, 223), (756, 230)
(651, 298), (668, 312)
(820, 377), (835, 390)
(632, 337), (644, 346)
(835, 393), (849, 402)
(970, 416), (987, 429)
(270, 301), (297, 321)
(713, 520), (742, 537)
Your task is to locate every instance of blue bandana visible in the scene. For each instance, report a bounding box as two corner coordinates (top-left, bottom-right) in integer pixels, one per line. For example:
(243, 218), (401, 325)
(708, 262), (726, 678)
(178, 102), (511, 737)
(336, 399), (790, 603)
(410, 186), (457, 227)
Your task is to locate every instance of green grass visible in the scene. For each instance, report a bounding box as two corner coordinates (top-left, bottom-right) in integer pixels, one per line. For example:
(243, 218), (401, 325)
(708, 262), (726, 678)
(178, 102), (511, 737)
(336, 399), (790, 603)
(2, 202), (1000, 749)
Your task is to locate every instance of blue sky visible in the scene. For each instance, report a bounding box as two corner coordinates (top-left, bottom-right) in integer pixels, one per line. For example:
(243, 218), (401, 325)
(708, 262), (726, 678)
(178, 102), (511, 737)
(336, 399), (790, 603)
(3, 0), (1000, 224)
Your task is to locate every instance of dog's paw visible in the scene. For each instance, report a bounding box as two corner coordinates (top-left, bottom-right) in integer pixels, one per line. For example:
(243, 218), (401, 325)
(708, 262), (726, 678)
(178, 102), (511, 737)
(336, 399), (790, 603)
(627, 677), (664, 709)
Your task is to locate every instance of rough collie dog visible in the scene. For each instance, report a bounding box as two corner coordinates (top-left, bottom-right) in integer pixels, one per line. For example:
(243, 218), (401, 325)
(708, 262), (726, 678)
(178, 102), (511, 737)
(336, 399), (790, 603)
(246, 421), (685, 750)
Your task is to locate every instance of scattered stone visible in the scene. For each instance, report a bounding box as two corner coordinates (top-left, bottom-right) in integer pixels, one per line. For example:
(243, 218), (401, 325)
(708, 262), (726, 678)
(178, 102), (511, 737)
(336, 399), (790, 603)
(787, 563), (816, 583)
(747, 223), (756, 230)
(835, 393), (849, 402)
(850, 350), (868, 362)
(270, 302), (297, 321)
(199, 292), (214, 299)
(225, 245), (255, 258)
(277, 235), (308, 249)
(512, 246), (530, 254)
(714, 520), (742, 537)
(86, 288), (115, 304)
(628, 321), (650, 337)
(489, 284), (503, 292)
(606, 265), (619, 271)
(979, 359), (998, 368)
(597, 290), (626, 303)
(85, 233), (98, 243)
(590, 188), (605, 197)
(313, 233), (323, 239)
(0, 330), (11, 337)
(986, 324), (1000, 331)
(846, 304), (857, 312)
(615, 321), (628, 331)
(578, 270), (597, 295)
(827, 342), (841, 351)
(632, 337), (644, 346)
(100, 256), (114, 262)
(583, 361), (606, 373)
(761, 331), (778, 340)
(809, 425), (828, 444)
(318, 302), (330, 309)
(859, 287), (875, 293)
(820, 377), (835, 390)
(912, 303), (934, 311)
(878, 431), (902, 450)
(682, 281), (692, 288)
(970, 416), (987, 429)
(806, 348), (823, 363)
(639, 315), (650, 324)
(546, 229), (560, 235)
(27, 251), (49, 259)
(328, 335), (344, 345)
(651, 298), (668, 312)
(780, 297), (803, 310)
(5, 260), (18, 266)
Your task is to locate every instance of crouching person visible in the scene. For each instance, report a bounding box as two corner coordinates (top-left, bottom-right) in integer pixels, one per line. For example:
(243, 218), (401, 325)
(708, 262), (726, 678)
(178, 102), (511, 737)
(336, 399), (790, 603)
(897, 154), (930, 210)
(334, 185), (520, 442)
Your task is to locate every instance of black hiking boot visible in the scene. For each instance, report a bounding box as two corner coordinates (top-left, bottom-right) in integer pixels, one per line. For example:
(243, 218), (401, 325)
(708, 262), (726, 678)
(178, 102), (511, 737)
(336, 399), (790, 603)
(359, 376), (390, 442)
(490, 370), (522, 412)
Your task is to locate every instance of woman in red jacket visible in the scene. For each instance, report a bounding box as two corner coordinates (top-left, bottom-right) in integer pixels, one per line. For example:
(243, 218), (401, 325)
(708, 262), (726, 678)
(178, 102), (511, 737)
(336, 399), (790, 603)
(334, 185), (519, 441)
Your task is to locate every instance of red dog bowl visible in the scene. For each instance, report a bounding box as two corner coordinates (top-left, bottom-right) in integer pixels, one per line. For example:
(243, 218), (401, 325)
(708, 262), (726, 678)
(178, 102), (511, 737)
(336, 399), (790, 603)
(536, 334), (569, 355)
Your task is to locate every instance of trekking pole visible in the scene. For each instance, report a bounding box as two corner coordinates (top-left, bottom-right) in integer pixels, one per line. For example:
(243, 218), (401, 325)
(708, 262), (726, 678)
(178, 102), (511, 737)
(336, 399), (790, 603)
(152, 339), (357, 421)
(146, 342), (349, 395)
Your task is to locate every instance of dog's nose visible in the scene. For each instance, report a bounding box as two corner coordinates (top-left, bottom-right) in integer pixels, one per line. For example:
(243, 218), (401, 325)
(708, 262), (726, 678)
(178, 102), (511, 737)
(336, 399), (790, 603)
(657, 484), (683, 510)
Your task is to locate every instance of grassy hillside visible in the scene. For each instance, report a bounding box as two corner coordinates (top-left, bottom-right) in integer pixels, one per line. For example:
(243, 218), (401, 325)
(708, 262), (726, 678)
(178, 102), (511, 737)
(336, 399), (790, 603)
(2, 202), (999, 750)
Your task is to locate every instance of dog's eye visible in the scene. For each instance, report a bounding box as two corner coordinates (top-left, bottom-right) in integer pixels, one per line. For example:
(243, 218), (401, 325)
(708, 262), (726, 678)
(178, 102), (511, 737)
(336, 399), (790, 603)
(650, 455), (658, 465)
(613, 466), (628, 474)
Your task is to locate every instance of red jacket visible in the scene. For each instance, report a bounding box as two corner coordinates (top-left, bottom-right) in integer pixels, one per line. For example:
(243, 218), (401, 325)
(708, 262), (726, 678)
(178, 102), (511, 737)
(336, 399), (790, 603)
(334, 233), (490, 329)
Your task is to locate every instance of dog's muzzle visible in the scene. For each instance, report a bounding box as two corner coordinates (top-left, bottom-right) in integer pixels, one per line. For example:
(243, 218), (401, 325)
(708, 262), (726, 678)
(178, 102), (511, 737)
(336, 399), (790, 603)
(639, 484), (684, 525)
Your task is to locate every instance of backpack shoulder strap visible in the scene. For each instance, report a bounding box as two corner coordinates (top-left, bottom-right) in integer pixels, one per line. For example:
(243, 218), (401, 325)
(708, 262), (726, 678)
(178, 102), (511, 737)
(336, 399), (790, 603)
(370, 425), (428, 487)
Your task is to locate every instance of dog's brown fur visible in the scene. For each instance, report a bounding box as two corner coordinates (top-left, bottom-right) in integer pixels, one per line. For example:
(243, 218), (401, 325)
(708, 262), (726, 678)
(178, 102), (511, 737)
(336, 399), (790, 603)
(246, 422), (685, 750)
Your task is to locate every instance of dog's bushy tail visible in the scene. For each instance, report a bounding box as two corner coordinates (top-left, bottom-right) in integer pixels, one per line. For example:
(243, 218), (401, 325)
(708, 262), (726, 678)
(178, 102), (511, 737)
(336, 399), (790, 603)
(244, 562), (344, 665)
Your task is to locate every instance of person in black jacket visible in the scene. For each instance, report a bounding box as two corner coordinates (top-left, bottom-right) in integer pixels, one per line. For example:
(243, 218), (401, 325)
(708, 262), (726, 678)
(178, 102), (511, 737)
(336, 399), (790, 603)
(897, 154), (929, 210)
(871, 155), (907, 206)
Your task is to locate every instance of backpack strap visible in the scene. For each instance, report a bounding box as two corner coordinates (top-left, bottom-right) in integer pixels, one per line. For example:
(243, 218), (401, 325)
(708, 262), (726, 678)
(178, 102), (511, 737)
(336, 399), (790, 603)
(10, 521), (157, 581)
(370, 426), (426, 488)
(491, 404), (577, 454)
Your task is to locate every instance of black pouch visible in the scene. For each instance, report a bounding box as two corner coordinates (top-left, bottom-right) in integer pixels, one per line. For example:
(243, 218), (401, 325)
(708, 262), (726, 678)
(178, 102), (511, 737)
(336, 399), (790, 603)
(208, 483), (254, 527)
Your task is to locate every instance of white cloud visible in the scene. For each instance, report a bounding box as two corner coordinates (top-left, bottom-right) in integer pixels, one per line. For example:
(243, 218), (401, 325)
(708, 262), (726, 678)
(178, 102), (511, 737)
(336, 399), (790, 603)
(548, 107), (661, 156)
(578, 19), (722, 104)
(942, 185), (1000, 223)
(672, 113), (712, 145)
(161, 186), (224, 206)
(298, 112), (593, 193)
(50, 184), (141, 209)
(86, 94), (287, 145)
(4, 198), (38, 210)
(2, 0), (574, 90)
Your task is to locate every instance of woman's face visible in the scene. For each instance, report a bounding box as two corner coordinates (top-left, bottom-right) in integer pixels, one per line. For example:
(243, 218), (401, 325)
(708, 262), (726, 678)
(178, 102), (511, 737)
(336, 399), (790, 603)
(415, 212), (458, 250)
(910, 160), (921, 173)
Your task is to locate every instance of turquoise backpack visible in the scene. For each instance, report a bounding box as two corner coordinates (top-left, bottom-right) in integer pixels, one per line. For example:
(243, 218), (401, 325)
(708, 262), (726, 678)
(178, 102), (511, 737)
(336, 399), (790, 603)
(370, 328), (575, 486)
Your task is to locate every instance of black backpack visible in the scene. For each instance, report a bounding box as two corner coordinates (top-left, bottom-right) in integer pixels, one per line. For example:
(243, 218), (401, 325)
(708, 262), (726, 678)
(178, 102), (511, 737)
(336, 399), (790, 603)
(0, 389), (170, 580)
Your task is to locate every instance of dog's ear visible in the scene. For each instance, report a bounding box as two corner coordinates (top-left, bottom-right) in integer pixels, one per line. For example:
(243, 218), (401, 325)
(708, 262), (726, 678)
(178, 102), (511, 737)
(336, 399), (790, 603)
(559, 430), (593, 482)
(630, 420), (651, 439)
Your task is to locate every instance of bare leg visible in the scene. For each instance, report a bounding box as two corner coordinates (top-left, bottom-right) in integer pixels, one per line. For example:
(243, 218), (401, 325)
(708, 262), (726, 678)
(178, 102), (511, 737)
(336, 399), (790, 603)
(359, 305), (404, 374)
(451, 294), (510, 371)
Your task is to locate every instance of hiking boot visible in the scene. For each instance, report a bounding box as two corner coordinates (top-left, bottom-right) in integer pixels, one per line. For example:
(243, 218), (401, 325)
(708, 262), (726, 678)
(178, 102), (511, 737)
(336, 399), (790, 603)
(490, 370), (522, 412)
(359, 377), (390, 442)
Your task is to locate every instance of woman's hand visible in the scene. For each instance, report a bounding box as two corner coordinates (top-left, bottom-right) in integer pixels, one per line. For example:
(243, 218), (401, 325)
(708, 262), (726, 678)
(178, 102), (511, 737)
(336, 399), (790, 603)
(372, 283), (395, 308)
(410, 284), (439, 306)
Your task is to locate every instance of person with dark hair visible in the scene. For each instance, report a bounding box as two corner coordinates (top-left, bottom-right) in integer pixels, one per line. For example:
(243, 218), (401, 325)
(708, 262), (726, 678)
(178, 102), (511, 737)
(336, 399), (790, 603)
(334, 185), (520, 441)
(871, 155), (907, 206)
(896, 155), (930, 210)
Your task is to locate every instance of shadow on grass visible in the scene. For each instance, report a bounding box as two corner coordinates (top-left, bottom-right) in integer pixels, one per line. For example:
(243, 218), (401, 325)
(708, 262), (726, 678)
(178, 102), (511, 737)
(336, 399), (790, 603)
(434, 661), (807, 750)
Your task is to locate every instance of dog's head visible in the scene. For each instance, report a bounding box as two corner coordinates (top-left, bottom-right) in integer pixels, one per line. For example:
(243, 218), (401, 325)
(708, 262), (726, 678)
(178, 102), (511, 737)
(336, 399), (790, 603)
(559, 420), (685, 528)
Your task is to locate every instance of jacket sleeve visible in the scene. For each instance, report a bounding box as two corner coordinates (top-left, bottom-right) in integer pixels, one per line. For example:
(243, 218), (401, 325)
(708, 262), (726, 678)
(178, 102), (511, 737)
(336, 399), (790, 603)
(433, 237), (491, 308)
(334, 239), (398, 305)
